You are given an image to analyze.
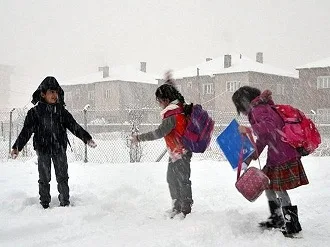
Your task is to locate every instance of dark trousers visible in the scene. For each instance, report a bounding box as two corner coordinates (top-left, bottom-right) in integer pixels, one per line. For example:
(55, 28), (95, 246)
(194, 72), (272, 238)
(166, 152), (193, 213)
(37, 151), (70, 206)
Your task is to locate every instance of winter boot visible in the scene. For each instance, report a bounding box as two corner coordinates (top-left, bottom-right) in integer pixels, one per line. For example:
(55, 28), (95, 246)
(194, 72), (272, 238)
(165, 199), (182, 218)
(60, 202), (70, 207)
(259, 200), (284, 229)
(40, 202), (49, 209)
(181, 198), (193, 216)
(281, 205), (302, 236)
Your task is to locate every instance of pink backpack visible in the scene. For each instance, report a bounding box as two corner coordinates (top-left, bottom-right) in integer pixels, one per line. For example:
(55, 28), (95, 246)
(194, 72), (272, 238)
(272, 105), (321, 156)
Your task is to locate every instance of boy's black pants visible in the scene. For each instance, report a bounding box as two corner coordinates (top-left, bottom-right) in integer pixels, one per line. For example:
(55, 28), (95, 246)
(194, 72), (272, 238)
(37, 151), (70, 206)
(167, 152), (193, 214)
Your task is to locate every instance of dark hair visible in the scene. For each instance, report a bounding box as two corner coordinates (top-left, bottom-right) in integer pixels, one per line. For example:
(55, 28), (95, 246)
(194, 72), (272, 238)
(155, 84), (185, 104)
(232, 86), (261, 114)
(155, 83), (193, 115)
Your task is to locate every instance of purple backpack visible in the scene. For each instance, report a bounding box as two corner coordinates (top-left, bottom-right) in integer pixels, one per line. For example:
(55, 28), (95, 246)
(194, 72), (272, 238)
(182, 104), (215, 153)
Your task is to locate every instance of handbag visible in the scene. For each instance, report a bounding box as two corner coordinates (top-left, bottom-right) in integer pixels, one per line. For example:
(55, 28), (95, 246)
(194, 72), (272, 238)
(235, 130), (269, 202)
(235, 166), (269, 202)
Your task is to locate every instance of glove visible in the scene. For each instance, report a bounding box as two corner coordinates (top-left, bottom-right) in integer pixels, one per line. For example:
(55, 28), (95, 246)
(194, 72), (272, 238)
(11, 149), (19, 159)
(87, 139), (97, 148)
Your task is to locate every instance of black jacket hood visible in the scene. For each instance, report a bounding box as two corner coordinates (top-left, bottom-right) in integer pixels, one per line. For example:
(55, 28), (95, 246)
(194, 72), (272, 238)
(31, 76), (65, 105)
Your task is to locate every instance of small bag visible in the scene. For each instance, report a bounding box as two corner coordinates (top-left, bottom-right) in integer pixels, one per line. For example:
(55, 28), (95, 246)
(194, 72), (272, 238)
(234, 130), (269, 202)
(235, 166), (269, 202)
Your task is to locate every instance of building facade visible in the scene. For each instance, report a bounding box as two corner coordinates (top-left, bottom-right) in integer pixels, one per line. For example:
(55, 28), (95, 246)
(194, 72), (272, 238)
(158, 53), (299, 123)
(296, 57), (330, 122)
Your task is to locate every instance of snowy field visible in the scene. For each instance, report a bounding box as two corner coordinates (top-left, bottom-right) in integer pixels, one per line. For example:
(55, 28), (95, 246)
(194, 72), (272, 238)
(0, 155), (329, 247)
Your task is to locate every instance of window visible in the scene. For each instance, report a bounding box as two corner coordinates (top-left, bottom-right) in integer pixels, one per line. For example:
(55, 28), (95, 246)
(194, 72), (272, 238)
(187, 81), (192, 88)
(88, 91), (95, 100)
(317, 76), (330, 89)
(226, 81), (241, 92)
(275, 84), (285, 95)
(105, 89), (111, 99)
(203, 83), (213, 95)
(317, 108), (330, 122)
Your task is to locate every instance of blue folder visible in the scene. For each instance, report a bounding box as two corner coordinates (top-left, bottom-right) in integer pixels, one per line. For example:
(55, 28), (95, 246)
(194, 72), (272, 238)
(216, 119), (255, 169)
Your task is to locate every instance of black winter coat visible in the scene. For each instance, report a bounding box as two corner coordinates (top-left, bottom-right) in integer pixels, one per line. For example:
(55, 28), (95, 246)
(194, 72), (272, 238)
(13, 102), (92, 154)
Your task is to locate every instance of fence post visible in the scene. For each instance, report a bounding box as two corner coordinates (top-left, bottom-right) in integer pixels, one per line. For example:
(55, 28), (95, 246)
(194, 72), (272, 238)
(83, 105), (90, 163)
(129, 122), (142, 163)
(8, 108), (15, 158)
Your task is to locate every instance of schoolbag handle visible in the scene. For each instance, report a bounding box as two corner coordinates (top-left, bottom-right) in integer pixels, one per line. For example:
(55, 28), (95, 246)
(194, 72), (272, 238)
(236, 127), (261, 180)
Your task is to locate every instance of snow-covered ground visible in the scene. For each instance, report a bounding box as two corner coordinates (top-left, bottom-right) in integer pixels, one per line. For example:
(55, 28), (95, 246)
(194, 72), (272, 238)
(1, 156), (329, 247)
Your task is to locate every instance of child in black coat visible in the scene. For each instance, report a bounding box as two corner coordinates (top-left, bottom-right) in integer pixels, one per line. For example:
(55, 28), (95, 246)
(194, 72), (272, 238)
(11, 76), (97, 209)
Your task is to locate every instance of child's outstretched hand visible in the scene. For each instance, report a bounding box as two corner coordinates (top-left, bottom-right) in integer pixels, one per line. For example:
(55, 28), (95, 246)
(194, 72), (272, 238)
(11, 149), (19, 159)
(130, 134), (139, 144)
(238, 125), (250, 134)
(87, 139), (97, 148)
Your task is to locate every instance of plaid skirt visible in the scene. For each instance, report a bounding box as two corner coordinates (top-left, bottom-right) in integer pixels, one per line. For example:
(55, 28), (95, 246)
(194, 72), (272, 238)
(262, 159), (309, 191)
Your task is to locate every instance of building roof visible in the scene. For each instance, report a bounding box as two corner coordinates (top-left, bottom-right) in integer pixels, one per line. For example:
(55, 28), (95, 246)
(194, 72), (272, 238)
(173, 53), (298, 79)
(62, 72), (104, 86)
(296, 57), (330, 69)
(62, 65), (159, 86)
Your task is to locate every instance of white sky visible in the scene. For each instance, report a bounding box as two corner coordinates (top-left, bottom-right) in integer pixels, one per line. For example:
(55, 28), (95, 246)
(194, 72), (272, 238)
(1, 0), (330, 82)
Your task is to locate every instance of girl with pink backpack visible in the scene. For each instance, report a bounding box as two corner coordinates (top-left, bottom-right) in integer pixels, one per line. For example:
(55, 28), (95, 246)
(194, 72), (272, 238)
(232, 86), (309, 237)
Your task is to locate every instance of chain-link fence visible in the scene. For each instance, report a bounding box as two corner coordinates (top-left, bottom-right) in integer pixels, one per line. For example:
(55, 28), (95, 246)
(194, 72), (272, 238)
(1, 107), (329, 163)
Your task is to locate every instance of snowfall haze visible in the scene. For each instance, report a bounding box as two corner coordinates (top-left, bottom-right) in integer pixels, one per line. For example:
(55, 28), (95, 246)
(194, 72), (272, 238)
(1, 0), (330, 107)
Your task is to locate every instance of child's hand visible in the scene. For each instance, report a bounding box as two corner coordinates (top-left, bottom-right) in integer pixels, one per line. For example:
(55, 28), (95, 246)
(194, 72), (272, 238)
(130, 134), (139, 144)
(241, 162), (249, 171)
(87, 139), (97, 148)
(11, 149), (19, 159)
(238, 125), (249, 134)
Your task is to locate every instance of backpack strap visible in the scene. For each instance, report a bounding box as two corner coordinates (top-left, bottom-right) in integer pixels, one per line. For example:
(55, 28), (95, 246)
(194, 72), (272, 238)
(163, 107), (184, 118)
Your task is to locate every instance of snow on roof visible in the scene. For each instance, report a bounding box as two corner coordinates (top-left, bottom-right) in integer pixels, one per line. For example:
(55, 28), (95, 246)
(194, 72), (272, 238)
(173, 53), (298, 79)
(296, 57), (330, 69)
(61, 71), (104, 86)
(98, 65), (159, 85)
(62, 65), (159, 86)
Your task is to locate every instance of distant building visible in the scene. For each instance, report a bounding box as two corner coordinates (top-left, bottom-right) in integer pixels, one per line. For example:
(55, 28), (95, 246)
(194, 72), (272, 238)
(159, 53), (299, 121)
(61, 62), (159, 124)
(296, 57), (330, 121)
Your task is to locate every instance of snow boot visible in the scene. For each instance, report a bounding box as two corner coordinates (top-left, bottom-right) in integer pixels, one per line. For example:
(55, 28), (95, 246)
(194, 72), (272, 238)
(165, 208), (181, 218)
(165, 199), (182, 218)
(259, 200), (284, 229)
(60, 200), (70, 207)
(281, 205), (302, 236)
(41, 202), (49, 209)
(181, 198), (193, 216)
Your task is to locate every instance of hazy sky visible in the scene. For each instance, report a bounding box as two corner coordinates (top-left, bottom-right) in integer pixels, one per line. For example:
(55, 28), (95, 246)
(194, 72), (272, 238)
(1, 0), (330, 84)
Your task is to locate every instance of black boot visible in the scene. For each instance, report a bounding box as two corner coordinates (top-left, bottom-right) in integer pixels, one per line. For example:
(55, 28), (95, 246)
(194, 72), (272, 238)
(281, 205), (302, 236)
(259, 200), (284, 229)
(181, 198), (193, 216)
(166, 199), (182, 218)
(41, 202), (49, 209)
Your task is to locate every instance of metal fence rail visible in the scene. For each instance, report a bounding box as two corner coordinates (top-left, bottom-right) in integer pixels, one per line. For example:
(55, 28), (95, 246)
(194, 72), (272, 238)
(0, 107), (329, 163)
